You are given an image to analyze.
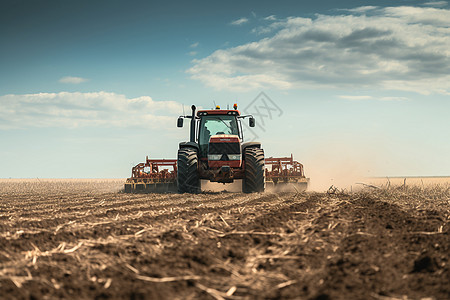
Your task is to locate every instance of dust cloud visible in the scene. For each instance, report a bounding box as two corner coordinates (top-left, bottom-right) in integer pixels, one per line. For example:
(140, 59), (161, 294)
(301, 141), (380, 192)
(306, 162), (367, 192)
(201, 180), (242, 192)
(201, 180), (308, 193)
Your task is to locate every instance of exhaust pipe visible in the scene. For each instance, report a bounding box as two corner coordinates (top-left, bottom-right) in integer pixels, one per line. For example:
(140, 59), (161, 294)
(190, 105), (196, 142)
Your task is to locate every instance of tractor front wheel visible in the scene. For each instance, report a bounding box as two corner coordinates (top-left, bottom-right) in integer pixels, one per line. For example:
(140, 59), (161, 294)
(177, 148), (201, 193)
(243, 148), (265, 193)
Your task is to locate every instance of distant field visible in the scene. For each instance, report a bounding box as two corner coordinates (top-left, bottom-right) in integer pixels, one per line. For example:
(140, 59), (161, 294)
(0, 178), (124, 194)
(2, 177), (449, 190)
(367, 176), (450, 187)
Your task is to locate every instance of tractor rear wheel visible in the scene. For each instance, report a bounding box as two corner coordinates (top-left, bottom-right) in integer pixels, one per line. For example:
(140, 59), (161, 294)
(177, 148), (201, 193)
(243, 147), (265, 193)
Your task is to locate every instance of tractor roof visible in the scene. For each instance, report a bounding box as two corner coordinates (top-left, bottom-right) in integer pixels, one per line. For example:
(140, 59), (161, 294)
(197, 109), (241, 116)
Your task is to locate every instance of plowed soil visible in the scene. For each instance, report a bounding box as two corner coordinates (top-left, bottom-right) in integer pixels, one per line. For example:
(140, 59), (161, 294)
(0, 180), (449, 300)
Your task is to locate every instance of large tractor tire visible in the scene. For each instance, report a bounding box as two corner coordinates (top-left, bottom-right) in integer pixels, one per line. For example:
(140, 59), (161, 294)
(243, 147), (265, 193)
(177, 148), (201, 193)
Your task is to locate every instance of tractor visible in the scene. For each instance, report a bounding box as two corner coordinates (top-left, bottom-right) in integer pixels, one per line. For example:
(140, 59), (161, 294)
(176, 104), (264, 193)
(124, 104), (309, 193)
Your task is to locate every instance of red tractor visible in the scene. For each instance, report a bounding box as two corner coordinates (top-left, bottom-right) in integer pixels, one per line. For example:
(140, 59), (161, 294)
(124, 104), (309, 193)
(176, 104), (264, 193)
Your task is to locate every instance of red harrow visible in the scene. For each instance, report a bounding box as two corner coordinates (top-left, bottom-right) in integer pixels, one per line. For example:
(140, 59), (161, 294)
(124, 157), (177, 193)
(124, 154), (309, 193)
(265, 154), (309, 190)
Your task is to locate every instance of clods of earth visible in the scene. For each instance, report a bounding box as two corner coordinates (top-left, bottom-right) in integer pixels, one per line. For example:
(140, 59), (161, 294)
(0, 180), (448, 299)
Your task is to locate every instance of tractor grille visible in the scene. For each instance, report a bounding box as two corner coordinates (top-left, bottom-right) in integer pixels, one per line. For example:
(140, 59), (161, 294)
(209, 142), (240, 155)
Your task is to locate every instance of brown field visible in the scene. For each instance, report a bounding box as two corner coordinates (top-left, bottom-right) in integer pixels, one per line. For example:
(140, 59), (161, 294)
(0, 179), (449, 299)
(367, 177), (450, 188)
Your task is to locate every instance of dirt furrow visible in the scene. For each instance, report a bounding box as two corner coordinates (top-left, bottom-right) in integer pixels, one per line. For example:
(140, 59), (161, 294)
(0, 181), (448, 300)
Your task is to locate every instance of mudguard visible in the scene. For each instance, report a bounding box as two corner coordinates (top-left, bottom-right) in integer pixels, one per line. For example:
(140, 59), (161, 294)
(241, 142), (261, 150)
(179, 141), (199, 150)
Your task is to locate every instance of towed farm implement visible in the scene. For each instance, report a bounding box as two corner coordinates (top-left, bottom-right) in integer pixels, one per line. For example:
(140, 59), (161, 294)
(124, 105), (309, 193)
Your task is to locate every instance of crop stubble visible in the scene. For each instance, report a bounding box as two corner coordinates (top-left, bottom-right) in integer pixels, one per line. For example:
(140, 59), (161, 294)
(0, 179), (449, 299)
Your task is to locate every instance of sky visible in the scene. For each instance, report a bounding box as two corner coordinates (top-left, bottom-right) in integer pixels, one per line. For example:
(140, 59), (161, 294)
(0, 0), (449, 184)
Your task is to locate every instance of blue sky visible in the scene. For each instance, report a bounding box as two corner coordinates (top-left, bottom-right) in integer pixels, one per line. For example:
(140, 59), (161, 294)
(1, 0), (449, 184)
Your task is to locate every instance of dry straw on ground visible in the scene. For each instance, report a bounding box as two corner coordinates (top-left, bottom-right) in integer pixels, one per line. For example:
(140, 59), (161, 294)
(0, 179), (448, 299)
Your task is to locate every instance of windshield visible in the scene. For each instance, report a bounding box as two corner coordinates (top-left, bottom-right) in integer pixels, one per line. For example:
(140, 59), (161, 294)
(198, 115), (239, 156)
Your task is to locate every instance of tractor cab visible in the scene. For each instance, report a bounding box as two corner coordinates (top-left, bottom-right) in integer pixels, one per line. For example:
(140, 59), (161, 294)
(177, 105), (255, 159)
(197, 108), (243, 159)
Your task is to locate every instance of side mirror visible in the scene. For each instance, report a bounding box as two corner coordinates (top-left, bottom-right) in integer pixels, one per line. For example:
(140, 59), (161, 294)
(249, 117), (255, 127)
(177, 118), (184, 128)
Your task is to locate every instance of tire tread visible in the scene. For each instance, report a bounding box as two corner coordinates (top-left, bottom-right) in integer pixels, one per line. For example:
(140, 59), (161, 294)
(177, 148), (200, 193)
(243, 148), (265, 193)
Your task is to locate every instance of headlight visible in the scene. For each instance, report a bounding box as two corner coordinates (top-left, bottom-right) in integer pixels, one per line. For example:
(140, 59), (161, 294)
(208, 154), (222, 160)
(228, 154), (241, 160)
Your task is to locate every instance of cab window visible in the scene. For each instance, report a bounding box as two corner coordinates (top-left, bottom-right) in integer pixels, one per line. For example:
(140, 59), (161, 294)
(198, 115), (239, 156)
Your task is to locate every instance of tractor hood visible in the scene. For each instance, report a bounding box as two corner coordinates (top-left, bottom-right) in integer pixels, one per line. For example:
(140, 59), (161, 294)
(209, 134), (240, 144)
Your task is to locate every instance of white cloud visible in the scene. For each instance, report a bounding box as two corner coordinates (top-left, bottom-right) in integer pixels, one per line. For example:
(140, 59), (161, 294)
(230, 17), (249, 26)
(345, 6), (379, 13)
(59, 76), (88, 84)
(188, 51), (197, 56)
(339, 95), (409, 101)
(0, 92), (183, 130)
(383, 6), (450, 26)
(379, 96), (408, 101)
(190, 42), (199, 48)
(189, 6), (450, 94)
(264, 15), (277, 21)
(251, 19), (286, 35)
(423, 1), (448, 8)
(339, 95), (374, 101)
